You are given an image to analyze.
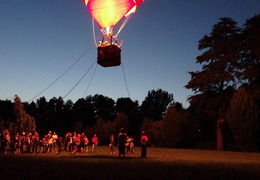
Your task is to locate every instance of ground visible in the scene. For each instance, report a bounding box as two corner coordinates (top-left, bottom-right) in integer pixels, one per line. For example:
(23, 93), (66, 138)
(0, 146), (260, 179)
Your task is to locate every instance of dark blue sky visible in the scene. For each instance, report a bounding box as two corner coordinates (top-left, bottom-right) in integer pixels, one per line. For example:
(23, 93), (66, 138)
(1, 0), (259, 107)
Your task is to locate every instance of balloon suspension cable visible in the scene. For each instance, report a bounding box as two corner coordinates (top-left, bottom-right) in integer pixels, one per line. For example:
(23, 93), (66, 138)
(28, 37), (99, 102)
(92, 18), (98, 47)
(83, 62), (98, 98)
(63, 58), (96, 100)
(116, 13), (133, 37)
(121, 60), (131, 98)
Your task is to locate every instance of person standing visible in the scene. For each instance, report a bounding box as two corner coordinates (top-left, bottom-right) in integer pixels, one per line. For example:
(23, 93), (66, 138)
(91, 134), (98, 152)
(80, 132), (86, 153)
(21, 132), (27, 153)
(140, 131), (148, 158)
(46, 135), (53, 153)
(14, 133), (21, 154)
(118, 128), (127, 158)
(56, 137), (64, 154)
(32, 132), (40, 154)
(129, 136), (134, 154)
(109, 134), (116, 155)
(125, 136), (130, 154)
(64, 132), (72, 152)
(83, 135), (89, 153)
(72, 134), (81, 155)
(3, 129), (11, 154)
(52, 132), (58, 152)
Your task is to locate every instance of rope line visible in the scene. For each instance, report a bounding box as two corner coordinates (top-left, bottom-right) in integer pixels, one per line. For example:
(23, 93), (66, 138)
(83, 62), (98, 98)
(28, 38), (99, 102)
(92, 18), (98, 47)
(63, 58), (97, 99)
(116, 14), (133, 37)
(121, 60), (131, 98)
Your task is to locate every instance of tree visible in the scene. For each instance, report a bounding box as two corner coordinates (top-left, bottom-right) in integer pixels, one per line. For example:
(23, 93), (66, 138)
(92, 94), (116, 122)
(62, 99), (74, 133)
(0, 100), (13, 122)
(162, 106), (185, 148)
(35, 96), (48, 134)
(226, 14), (260, 152)
(64, 99), (73, 111)
(116, 98), (142, 137)
(36, 96), (48, 113)
(114, 112), (128, 133)
(186, 17), (240, 94)
(141, 89), (174, 121)
(240, 14), (260, 85)
(116, 98), (135, 115)
(73, 97), (95, 129)
(185, 17), (240, 140)
(25, 101), (37, 118)
(12, 95), (36, 134)
(228, 85), (260, 152)
(47, 97), (65, 133)
(85, 117), (116, 145)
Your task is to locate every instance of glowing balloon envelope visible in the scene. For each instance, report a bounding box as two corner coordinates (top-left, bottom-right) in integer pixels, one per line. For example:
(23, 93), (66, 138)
(83, 0), (144, 67)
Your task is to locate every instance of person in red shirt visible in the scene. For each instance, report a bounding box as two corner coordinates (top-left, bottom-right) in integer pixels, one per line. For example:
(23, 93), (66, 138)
(140, 131), (148, 158)
(71, 134), (81, 155)
(91, 134), (98, 152)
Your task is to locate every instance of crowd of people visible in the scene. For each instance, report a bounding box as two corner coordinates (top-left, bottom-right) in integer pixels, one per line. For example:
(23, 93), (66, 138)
(0, 128), (149, 158)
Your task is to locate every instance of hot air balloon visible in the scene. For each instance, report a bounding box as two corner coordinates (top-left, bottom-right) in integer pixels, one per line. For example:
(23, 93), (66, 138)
(83, 0), (144, 67)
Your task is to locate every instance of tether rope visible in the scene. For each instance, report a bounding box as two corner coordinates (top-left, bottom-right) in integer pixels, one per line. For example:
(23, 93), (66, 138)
(62, 58), (96, 99)
(121, 60), (131, 98)
(83, 62), (98, 98)
(28, 37), (100, 102)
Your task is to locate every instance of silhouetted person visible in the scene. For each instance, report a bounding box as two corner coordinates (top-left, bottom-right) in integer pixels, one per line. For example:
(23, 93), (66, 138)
(118, 128), (127, 158)
(140, 131), (148, 158)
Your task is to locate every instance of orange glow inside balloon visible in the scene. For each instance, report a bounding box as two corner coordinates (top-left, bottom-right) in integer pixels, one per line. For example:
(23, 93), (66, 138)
(84, 0), (143, 29)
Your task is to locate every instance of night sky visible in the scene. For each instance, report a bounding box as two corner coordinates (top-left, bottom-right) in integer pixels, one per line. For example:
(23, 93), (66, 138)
(1, 0), (259, 107)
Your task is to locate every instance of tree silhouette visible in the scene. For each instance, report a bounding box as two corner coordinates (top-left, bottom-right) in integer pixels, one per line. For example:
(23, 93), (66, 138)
(228, 85), (260, 151)
(73, 97), (95, 129)
(141, 89), (174, 121)
(186, 17), (240, 94)
(163, 106), (185, 148)
(185, 17), (240, 140)
(13, 95), (36, 134)
(92, 94), (116, 122)
(115, 98), (142, 137)
(240, 14), (260, 85)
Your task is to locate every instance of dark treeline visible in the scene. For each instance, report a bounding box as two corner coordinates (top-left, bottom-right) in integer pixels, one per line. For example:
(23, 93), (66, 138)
(0, 90), (175, 147)
(1, 14), (259, 152)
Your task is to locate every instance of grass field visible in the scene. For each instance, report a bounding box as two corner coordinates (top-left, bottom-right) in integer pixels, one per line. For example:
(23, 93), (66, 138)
(1, 146), (260, 180)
